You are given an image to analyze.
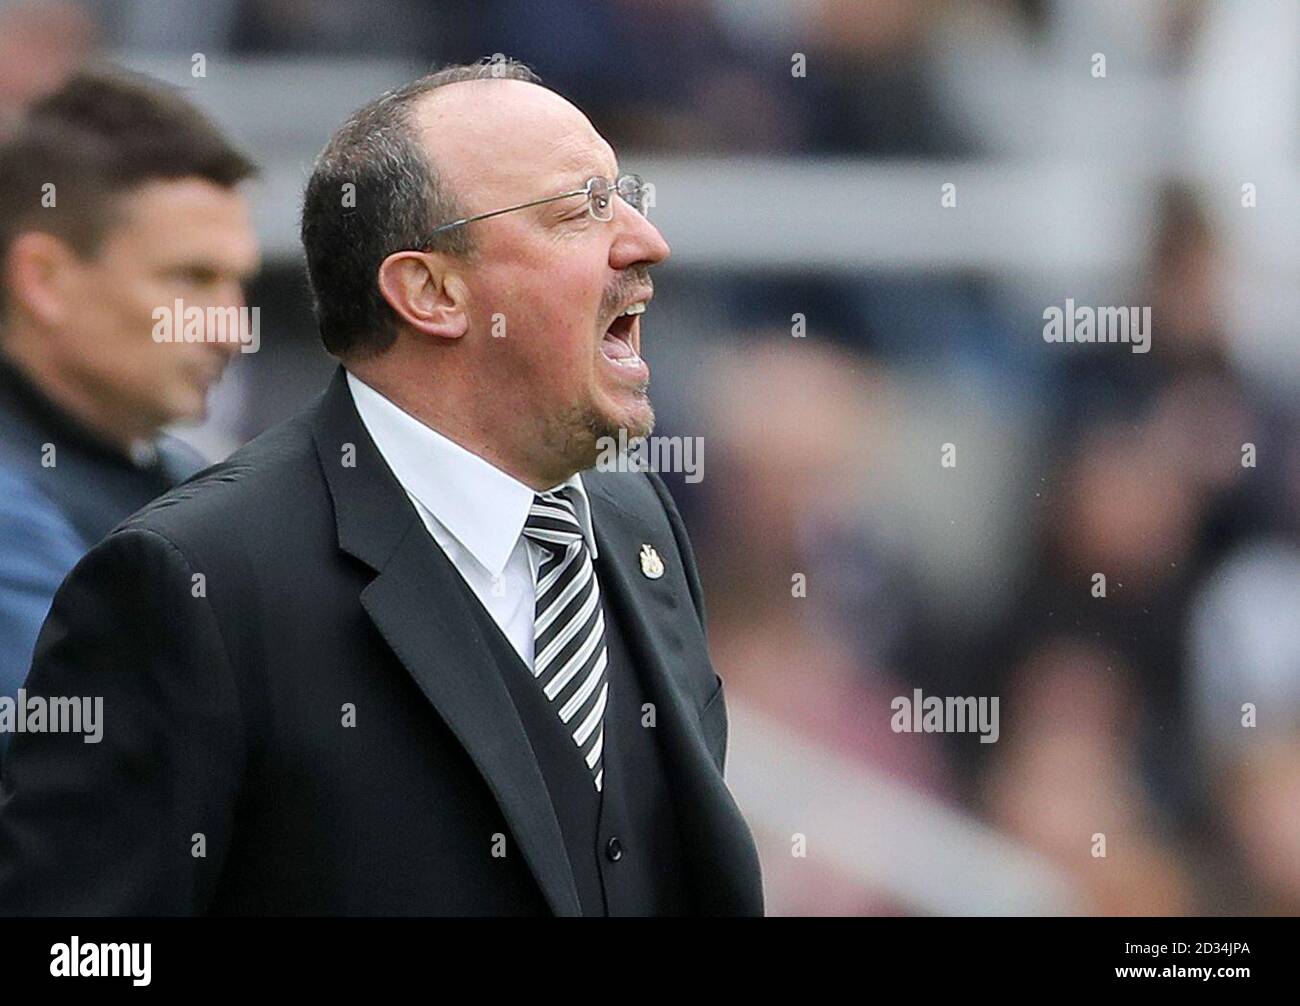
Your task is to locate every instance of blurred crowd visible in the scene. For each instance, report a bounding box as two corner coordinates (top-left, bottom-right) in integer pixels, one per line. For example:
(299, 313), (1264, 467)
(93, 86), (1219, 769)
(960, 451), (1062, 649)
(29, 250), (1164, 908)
(677, 173), (1299, 915)
(0, 0), (1217, 153)
(1, 0), (1297, 915)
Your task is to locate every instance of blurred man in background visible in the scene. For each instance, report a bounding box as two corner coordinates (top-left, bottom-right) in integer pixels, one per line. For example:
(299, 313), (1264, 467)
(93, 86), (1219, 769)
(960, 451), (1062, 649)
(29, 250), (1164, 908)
(0, 66), (260, 726)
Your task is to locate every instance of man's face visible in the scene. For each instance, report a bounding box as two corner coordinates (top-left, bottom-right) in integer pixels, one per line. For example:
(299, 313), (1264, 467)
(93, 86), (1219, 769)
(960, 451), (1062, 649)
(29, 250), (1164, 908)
(56, 177), (259, 432)
(418, 82), (671, 475)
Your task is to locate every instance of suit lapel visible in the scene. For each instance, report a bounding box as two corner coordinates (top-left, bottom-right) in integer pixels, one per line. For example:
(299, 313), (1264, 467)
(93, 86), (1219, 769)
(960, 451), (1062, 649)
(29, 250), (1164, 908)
(585, 478), (765, 916)
(311, 368), (581, 917)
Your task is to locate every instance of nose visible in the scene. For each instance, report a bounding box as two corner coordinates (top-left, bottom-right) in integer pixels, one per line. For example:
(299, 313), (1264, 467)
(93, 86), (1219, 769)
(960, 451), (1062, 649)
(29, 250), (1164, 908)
(208, 282), (249, 359)
(609, 202), (671, 271)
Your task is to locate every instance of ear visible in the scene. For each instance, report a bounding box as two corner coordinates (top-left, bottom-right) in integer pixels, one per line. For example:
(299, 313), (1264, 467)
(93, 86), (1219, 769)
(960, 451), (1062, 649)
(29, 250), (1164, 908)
(376, 250), (469, 341)
(4, 231), (81, 328)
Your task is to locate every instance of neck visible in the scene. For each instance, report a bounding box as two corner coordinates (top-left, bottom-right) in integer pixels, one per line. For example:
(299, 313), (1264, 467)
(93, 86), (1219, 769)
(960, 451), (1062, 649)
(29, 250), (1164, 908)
(346, 357), (570, 492)
(1, 322), (153, 454)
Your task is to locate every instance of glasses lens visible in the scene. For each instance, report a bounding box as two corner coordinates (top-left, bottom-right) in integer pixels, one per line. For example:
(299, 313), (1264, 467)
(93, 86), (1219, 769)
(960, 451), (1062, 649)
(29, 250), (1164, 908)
(617, 174), (648, 216)
(588, 177), (615, 221)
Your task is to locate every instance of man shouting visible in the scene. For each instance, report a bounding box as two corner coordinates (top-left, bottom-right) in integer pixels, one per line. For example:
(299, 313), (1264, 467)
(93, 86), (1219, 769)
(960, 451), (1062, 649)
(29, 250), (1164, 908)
(0, 58), (763, 917)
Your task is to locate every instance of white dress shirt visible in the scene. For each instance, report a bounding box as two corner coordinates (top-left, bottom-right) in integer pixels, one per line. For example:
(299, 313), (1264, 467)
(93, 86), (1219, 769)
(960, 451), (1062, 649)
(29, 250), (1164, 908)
(345, 371), (598, 670)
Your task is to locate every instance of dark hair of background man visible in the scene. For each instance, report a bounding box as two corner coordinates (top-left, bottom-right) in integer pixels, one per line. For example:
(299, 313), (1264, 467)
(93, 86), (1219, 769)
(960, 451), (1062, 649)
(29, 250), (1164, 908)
(0, 65), (258, 320)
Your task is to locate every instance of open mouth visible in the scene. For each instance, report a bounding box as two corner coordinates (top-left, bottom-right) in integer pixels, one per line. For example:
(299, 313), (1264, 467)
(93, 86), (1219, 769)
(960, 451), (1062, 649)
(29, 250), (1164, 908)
(600, 300), (647, 372)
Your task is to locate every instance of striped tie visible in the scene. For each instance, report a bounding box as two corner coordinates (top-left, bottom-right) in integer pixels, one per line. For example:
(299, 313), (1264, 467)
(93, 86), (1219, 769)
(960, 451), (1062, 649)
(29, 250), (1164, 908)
(521, 488), (609, 792)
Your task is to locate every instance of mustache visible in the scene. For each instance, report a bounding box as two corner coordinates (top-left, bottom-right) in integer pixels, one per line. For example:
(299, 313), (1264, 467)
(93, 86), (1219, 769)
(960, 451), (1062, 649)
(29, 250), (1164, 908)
(600, 266), (653, 320)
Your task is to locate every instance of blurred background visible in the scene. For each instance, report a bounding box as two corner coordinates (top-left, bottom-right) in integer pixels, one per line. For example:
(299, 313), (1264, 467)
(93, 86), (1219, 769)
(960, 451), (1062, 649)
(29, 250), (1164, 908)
(3, 0), (1297, 915)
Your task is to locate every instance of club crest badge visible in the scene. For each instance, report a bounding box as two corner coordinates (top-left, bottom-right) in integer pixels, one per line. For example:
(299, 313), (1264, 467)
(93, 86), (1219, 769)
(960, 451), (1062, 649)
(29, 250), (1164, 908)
(639, 543), (664, 579)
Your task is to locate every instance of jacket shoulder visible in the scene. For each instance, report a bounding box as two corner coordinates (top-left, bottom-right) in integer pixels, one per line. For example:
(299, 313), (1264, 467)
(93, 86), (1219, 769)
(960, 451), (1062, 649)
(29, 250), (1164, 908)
(116, 413), (322, 551)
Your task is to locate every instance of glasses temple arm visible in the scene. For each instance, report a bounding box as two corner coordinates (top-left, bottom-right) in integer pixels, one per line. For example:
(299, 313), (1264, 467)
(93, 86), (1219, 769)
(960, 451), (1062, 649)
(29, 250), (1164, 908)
(425, 187), (590, 239)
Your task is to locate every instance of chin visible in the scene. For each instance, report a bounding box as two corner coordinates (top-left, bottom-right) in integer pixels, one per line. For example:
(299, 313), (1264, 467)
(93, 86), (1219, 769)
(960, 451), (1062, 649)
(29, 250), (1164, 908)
(603, 395), (655, 443)
(563, 393), (655, 473)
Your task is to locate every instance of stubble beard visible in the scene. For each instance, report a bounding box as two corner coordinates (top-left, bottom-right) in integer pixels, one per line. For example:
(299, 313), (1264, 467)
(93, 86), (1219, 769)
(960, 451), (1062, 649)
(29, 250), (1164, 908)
(554, 383), (655, 476)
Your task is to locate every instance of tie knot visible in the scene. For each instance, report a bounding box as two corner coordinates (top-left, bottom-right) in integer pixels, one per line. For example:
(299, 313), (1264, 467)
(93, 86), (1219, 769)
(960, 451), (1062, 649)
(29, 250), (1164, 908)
(522, 489), (584, 552)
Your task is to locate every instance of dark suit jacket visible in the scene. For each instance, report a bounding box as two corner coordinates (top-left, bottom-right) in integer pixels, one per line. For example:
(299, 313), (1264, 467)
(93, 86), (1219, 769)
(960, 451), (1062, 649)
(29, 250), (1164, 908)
(0, 368), (764, 916)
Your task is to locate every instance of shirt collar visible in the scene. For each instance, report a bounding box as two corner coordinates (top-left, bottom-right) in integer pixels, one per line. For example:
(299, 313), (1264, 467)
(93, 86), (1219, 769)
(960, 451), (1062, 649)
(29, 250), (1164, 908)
(345, 370), (597, 577)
